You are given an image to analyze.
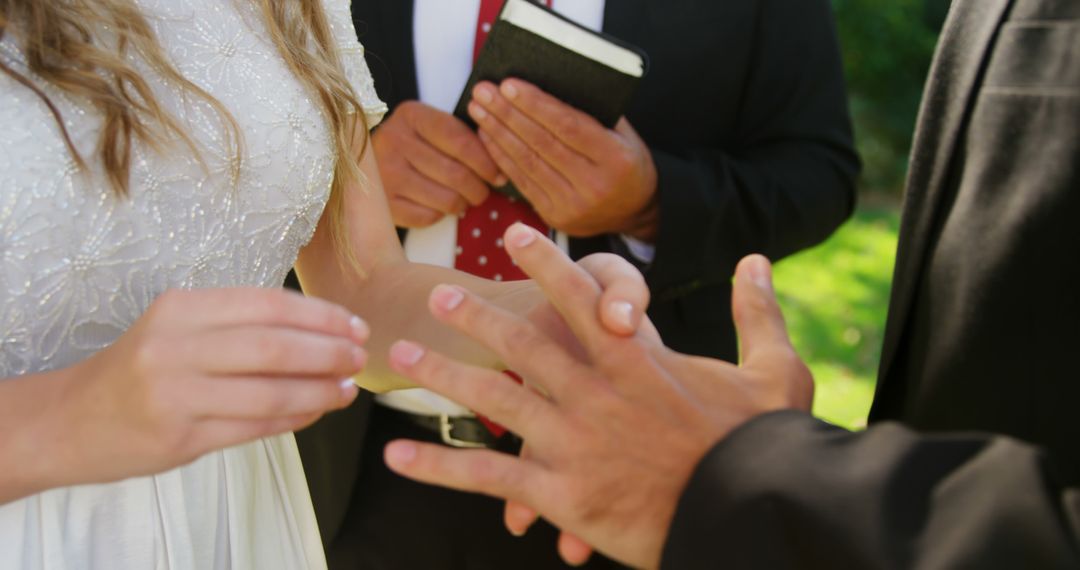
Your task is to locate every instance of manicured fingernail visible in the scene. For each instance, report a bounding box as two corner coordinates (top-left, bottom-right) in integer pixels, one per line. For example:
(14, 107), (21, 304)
(431, 284), (465, 312)
(494, 174), (509, 187)
(349, 315), (369, 342)
(390, 340), (426, 367)
(748, 255), (772, 293)
(500, 81), (519, 100)
(469, 101), (488, 121)
(474, 84), (494, 104)
(385, 441), (417, 468)
(506, 223), (536, 248)
(609, 300), (635, 332)
(340, 377), (358, 398)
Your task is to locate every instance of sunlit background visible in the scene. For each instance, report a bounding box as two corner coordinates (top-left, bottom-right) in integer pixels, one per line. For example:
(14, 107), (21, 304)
(774, 0), (951, 428)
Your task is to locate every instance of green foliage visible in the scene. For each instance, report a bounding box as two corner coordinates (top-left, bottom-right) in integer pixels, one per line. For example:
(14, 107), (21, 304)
(780, 1), (945, 426)
(773, 207), (901, 429)
(832, 0), (946, 193)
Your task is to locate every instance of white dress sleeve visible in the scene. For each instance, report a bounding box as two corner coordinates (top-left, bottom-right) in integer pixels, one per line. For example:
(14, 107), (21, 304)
(322, 0), (389, 129)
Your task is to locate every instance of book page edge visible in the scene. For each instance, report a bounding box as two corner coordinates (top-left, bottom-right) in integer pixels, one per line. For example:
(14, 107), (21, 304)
(501, 0), (645, 78)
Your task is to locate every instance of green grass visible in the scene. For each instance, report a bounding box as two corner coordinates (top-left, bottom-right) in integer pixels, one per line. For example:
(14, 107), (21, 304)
(772, 206), (901, 430)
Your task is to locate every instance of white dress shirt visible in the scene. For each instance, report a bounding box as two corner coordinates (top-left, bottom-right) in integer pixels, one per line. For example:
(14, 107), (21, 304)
(378, 0), (610, 416)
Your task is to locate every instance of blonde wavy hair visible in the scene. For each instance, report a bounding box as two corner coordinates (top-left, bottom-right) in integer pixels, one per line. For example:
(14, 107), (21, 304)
(0, 0), (367, 259)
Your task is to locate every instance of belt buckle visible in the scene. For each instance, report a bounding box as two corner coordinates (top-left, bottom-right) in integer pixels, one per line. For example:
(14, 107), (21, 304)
(439, 414), (489, 449)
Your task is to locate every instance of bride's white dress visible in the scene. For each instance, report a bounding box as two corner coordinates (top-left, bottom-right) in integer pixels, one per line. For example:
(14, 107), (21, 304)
(0, 0), (386, 567)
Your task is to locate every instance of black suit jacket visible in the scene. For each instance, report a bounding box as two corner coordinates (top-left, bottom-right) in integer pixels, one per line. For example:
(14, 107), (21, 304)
(662, 1), (1080, 567)
(296, 0), (858, 552)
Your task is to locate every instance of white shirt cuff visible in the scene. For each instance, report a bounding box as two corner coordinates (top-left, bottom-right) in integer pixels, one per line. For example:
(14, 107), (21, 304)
(619, 234), (656, 264)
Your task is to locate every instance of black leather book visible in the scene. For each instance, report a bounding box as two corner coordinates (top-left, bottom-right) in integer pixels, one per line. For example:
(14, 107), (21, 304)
(452, 0), (648, 201)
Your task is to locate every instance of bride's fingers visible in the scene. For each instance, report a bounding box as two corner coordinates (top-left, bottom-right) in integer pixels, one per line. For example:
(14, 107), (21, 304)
(575, 253), (652, 338)
(163, 288), (368, 344)
(191, 327), (366, 378)
(194, 412), (323, 456)
(426, 284), (595, 403)
(196, 376), (359, 419)
(558, 532), (595, 567)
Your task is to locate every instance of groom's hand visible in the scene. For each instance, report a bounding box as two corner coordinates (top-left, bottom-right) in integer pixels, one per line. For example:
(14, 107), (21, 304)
(382, 223), (813, 569)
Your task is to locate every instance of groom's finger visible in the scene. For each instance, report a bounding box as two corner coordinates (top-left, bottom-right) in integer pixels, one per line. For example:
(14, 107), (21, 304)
(505, 443), (541, 537)
(426, 284), (596, 402)
(384, 440), (549, 508)
(388, 339), (565, 444)
(558, 532), (596, 567)
(502, 223), (611, 354)
(731, 255), (796, 367)
(505, 500), (540, 537)
(575, 253), (653, 338)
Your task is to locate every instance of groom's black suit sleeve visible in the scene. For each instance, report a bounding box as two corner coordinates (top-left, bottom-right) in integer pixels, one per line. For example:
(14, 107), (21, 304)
(661, 0), (1080, 567)
(664, 413), (1080, 569)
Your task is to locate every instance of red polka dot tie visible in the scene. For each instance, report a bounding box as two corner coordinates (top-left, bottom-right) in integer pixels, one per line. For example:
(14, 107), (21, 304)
(454, 195), (548, 281)
(456, 0), (553, 437)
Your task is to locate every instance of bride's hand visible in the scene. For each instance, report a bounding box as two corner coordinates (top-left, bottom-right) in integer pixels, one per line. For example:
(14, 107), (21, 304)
(52, 288), (367, 488)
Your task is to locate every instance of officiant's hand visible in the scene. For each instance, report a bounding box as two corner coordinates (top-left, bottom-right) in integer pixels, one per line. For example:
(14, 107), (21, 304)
(373, 101), (505, 228)
(468, 79), (659, 242)
(382, 225), (813, 569)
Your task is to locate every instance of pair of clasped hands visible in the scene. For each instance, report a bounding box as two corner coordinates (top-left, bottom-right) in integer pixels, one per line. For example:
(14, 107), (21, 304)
(375, 78), (660, 240)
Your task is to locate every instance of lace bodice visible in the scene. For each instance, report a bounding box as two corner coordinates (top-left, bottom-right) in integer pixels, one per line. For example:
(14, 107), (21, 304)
(0, 1), (386, 568)
(0, 0), (386, 379)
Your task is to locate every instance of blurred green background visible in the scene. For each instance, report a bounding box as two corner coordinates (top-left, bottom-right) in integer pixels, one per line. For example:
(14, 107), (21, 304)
(774, 207), (899, 429)
(834, 0), (949, 196)
(772, 0), (950, 428)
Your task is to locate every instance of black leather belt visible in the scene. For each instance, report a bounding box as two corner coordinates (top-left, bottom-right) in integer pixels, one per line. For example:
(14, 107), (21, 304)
(378, 405), (499, 449)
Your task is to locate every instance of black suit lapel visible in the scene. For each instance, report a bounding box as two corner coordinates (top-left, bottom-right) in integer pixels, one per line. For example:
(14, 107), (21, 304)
(875, 0), (1014, 389)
